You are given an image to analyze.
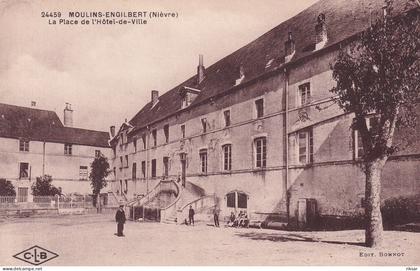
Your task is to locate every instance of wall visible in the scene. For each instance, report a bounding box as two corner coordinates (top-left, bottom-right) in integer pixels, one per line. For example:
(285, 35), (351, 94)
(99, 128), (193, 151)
(0, 137), (112, 195)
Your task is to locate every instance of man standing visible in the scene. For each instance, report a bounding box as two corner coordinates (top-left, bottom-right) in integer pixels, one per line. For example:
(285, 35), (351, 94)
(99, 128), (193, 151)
(213, 208), (220, 227)
(188, 205), (195, 226)
(115, 204), (126, 237)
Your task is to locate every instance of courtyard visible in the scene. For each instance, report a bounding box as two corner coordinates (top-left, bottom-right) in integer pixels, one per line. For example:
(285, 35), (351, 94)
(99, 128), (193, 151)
(0, 214), (419, 266)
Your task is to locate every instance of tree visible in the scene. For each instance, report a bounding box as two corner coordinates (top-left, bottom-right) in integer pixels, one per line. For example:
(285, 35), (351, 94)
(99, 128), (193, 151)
(0, 178), (16, 196)
(31, 175), (62, 196)
(89, 154), (110, 213)
(331, 1), (420, 247)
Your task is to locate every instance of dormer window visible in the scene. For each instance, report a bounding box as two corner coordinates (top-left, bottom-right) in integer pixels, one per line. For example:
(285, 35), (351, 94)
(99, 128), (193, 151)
(315, 13), (327, 51)
(285, 31), (296, 63)
(201, 118), (207, 133)
(235, 66), (245, 86)
(180, 86), (200, 109)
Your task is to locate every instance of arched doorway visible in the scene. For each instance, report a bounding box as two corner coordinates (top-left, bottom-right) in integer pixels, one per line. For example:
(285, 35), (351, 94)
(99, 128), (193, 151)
(225, 190), (248, 214)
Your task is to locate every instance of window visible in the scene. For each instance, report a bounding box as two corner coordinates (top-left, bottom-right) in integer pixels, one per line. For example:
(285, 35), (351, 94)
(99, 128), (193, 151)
(353, 116), (378, 159)
(223, 110), (231, 127)
(124, 180), (128, 194)
(79, 166), (88, 180)
(298, 130), (313, 164)
(151, 159), (157, 178)
(119, 156), (123, 169)
(112, 147), (116, 158)
(164, 124), (169, 144)
(201, 118), (207, 133)
(152, 129), (157, 147)
(238, 193), (248, 208)
(132, 162), (137, 180)
(19, 162), (29, 179)
(163, 157), (169, 177)
(133, 140), (137, 152)
(19, 139), (29, 152)
(141, 161), (146, 178)
(226, 192), (236, 208)
(95, 150), (101, 158)
(255, 98), (264, 118)
(222, 144), (232, 171)
(125, 155), (129, 168)
(226, 191), (248, 209)
(64, 144), (72, 155)
(254, 137), (267, 168)
(142, 134), (147, 149)
(298, 83), (311, 106)
(181, 124), (186, 139)
(354, 130), (364, 159)
(199, 149), (208, 174)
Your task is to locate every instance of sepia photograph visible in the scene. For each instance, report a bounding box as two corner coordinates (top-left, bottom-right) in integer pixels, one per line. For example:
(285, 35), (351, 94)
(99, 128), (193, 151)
(0, 0), (419, 268)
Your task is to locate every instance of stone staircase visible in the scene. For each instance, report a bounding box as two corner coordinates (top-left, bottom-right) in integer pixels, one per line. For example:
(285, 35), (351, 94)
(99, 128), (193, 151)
(160, 181), (206, 224)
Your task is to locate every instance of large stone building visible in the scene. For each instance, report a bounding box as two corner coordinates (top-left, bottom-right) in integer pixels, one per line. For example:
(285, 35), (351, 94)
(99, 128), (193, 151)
(0, 102), (111, 201)
(109, 0), (420, 225)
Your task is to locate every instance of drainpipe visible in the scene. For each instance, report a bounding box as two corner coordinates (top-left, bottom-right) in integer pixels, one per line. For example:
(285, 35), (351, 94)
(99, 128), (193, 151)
(146, 126), (150, 199)
(284, 67), (290, 222)
(42, 141), (46, 176)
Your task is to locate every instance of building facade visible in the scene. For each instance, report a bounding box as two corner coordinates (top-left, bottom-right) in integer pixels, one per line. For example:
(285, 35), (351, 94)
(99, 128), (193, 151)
(110, 0), (420, 224)
(0, 103), (111, 201)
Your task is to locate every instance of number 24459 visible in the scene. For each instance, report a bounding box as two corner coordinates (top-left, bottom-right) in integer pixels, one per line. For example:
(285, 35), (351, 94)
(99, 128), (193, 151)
(41, 12), (61, 18)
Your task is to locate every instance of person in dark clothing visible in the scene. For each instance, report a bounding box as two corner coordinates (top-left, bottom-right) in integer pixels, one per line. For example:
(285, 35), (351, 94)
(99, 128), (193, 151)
(213, 208), (220, 227)
(188, 205), (195, 226)
(115, 204), (126, 237)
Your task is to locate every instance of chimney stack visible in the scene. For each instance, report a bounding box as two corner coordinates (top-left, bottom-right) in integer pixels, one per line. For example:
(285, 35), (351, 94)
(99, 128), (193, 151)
(315, 13), (327, 50)
(151, 90), (159, 106)
(284, 31), (296, 63)
(110, 126), (115, 137)
(63, 103), (73, 127)
(197, 54), (205, 85)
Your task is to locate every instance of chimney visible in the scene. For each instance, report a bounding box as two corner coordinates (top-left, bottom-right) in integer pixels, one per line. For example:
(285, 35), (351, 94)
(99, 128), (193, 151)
(284, 31), (296, 63)
(63, 103), (73, 127)
(110, 126), (115, 137)
(315, 13), (327, 51)
(151, 90), (159, 106)
(31, 101), (36, 107)
(197, 54), (205, 85)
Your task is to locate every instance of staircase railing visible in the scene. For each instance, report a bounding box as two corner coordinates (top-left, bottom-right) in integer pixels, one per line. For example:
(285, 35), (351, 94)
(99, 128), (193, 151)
(177, 194), (218, 222)
(128, 179), (179, 210)
(160, 181), (182, 222)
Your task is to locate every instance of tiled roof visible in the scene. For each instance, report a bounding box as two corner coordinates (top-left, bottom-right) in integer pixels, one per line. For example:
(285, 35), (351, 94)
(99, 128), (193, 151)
(0, 103), (110, 148)
(127, 0), (414, 135)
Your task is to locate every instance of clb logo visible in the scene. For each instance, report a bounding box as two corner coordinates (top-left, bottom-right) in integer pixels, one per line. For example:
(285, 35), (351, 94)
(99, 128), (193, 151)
(13, 245), (59, 265)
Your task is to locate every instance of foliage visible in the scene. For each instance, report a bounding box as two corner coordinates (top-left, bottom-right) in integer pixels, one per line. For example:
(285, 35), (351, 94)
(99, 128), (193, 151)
(89, 154), (110, 196)
(31, 175), (62, 196)
(0, 178), (16, 196)
(331, 2), (420, 163)
(381, 195), (419, 226)
(330, 1), (420, 247)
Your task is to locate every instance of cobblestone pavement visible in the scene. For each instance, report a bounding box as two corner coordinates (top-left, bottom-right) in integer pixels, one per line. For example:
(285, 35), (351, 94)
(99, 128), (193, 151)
(0, 214), (419, 265)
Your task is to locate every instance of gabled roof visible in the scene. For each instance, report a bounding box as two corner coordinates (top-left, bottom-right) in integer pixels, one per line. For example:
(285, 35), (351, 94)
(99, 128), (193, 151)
(128, 0), (413, 134)
(0, 103), (110, 148)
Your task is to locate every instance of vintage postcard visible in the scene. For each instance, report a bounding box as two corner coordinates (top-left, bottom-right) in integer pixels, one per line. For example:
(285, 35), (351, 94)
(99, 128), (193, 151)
(0, 0), (419, 268)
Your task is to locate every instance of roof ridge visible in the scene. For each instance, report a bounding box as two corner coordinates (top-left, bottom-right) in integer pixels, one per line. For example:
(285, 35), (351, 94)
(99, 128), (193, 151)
(0, 102), (57, 114)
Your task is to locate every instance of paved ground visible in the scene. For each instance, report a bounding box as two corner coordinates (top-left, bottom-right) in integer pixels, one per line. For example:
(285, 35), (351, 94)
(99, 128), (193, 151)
(0, 214), (419, 266)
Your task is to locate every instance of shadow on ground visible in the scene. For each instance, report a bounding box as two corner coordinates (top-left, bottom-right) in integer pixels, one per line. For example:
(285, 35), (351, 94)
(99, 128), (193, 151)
(235, 232), (366, 247)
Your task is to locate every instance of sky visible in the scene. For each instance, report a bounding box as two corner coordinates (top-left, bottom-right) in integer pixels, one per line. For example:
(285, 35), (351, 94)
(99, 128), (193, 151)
(0, 0), (318, 132)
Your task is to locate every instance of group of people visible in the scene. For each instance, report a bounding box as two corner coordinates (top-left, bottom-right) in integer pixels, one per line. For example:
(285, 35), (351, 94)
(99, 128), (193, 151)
(114, 203), (249, 237)
(228, 210), (249, 228)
